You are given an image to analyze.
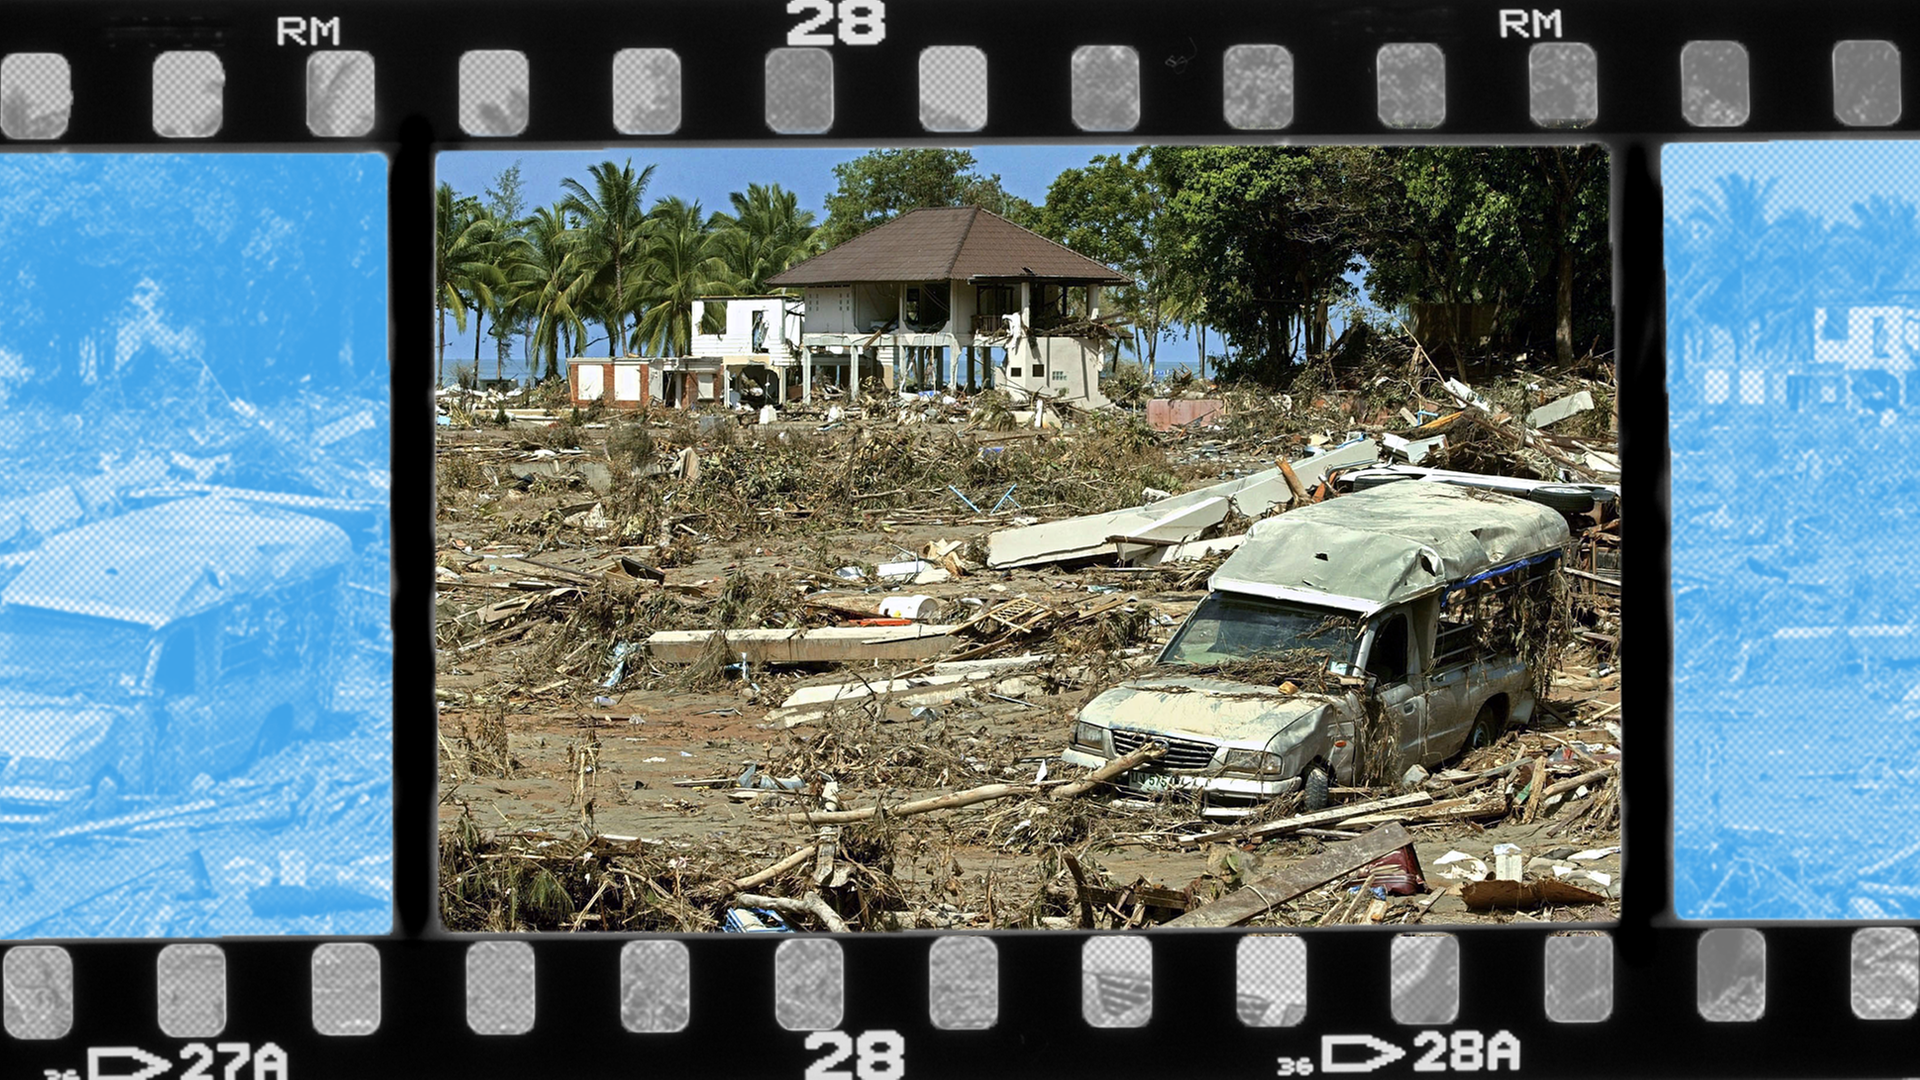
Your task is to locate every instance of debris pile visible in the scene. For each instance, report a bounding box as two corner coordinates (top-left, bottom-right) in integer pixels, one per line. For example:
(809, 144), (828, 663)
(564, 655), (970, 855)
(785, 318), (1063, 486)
(436, 355), (1625, 931)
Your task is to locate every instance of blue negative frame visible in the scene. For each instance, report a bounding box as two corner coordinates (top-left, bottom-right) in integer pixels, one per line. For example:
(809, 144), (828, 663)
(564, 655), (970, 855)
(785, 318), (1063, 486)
(1667, 141), (1920, 920)
(0, 154), (391, 938)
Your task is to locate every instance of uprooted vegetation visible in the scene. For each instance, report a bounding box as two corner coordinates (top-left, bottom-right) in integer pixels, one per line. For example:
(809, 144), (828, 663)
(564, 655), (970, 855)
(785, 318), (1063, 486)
(435, 351), (1626, 933)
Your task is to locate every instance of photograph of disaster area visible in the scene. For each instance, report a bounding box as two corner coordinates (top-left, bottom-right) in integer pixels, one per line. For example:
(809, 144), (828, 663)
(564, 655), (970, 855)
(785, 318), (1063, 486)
(434, 144), (1619, 937)
(0, 154), (392, 942)
(1670, 142), (1920, 926)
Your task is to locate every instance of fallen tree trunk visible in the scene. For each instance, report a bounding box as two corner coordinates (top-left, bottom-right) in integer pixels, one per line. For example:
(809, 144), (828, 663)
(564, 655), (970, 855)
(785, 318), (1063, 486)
(778, 783), (1025, 827)
(777, 743), (1169, 826)
(1181, 792), (1432, 846)
(1543, 765), (1616, 799)
(1166, 823), (1415, 928)
(1048, 742), (1167, 799)
(734, 845), (819, 890)
(734, 890), (851, 932)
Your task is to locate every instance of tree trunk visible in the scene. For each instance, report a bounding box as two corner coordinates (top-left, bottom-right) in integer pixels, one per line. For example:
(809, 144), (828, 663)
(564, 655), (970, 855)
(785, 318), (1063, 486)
(1198, 322), (1207, 381)
(436, 295), (446, 388)
(473, 304), (486, 378)
(1555, 240), (1574, 367)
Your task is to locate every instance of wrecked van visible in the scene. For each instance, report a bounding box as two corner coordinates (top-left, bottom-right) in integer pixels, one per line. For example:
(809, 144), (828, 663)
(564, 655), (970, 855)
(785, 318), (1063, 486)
(1061, 482), (1569, 817)
(0, 498), (351, 824)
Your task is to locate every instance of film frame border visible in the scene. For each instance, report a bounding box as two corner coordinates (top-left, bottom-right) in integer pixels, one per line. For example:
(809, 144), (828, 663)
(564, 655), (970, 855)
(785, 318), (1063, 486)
(0, 0), (1913, 1076)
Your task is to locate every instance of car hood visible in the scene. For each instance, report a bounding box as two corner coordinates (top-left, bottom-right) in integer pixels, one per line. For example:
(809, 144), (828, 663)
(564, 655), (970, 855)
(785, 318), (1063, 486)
(1078, 676), (1343, 745)
(0, 691), (120, 761)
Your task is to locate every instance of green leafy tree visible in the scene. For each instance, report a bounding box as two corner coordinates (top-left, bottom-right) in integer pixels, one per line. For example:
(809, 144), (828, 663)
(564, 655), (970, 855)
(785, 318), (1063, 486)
(711, 182), (821, 294)
(818, 149), (1038, 248)
(482, 160), (534, 377)
(1354, 147), (1610, 375)
(1530, 146), (1608, 365)
(435, 182), (503, 387)
(559, 158), (657, 356)
(1039, 149), (1183, 372)
(634, 197), (731, 357)
(1151, 146), (1369, 384)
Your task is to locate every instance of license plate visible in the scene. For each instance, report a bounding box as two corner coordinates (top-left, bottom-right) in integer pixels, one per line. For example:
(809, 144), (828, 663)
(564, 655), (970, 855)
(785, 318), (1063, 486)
(1130, 770), (1175, 793)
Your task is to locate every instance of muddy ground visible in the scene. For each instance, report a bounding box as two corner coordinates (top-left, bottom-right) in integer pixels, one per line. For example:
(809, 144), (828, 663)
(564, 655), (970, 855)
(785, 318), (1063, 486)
(435, 380), (1624, 933)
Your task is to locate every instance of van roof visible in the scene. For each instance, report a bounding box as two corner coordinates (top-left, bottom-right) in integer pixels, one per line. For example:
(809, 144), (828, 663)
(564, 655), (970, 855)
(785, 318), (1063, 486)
(1, 498), (353, 628)
(1209, 481), (1570, 615)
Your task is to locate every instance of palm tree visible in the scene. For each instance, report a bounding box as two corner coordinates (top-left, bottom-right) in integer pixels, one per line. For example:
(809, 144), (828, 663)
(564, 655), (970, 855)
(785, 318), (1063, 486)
(435, 183), (503, 387)
(1836, 195), (1920, 300)
(1683, 173), (1782, 372)
(634, 197), (731, 357)
(509, 204), (591, 382)
(466, 206), (533, 383)
(710, 183), (821, 294)
(558, 159), (656, 357)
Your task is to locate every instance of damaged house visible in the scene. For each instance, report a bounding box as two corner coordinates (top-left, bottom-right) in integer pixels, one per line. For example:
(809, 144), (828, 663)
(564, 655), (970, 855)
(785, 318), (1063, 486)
(1691, 291), (1920, 411)
(764, 206), (1131, 407)
(566, 296), (805, 410)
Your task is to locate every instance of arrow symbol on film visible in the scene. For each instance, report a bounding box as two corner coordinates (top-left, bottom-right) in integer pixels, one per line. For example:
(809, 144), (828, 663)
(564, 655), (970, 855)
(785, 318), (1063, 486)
(87, 1047), (170, 1080)
(1321, 1034), (1406, 1074)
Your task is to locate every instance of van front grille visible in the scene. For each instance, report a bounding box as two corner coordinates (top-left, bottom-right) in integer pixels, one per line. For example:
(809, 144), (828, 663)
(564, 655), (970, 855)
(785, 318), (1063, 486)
(1111, 729), (1217, 770)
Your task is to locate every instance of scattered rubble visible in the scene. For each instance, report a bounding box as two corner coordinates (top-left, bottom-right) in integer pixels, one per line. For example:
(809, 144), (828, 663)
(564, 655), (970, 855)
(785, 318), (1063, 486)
(436, 360), (1623, 931)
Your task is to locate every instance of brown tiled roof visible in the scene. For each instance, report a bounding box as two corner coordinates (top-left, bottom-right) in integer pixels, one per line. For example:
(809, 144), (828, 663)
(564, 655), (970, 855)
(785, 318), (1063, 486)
(766, 206), (1131, 287)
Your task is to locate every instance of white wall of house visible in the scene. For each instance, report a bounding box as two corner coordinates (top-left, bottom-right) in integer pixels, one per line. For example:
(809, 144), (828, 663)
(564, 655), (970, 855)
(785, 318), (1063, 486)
(997, 315), (1110, 408)
(803, 287), (858, 334)
(1814, 305), (1917, 371)
(691, 297), (802, 358)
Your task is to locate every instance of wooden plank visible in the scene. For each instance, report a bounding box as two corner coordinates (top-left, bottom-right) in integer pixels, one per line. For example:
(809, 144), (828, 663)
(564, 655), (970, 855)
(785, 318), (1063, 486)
(1166, 823), (1415, 928)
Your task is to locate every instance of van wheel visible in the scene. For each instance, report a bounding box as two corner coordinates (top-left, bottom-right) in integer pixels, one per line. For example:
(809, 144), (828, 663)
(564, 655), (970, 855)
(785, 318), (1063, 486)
(1303, 764), (1332, 811)
(1467, 705), (1502, 752)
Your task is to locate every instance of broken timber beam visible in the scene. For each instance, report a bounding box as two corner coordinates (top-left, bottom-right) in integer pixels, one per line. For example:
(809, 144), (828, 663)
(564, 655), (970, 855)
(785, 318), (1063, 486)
(1165, 823), (1415, 928)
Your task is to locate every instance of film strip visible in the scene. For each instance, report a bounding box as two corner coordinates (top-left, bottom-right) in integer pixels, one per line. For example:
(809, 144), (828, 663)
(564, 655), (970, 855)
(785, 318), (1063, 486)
(0, 0), (1915, 1077)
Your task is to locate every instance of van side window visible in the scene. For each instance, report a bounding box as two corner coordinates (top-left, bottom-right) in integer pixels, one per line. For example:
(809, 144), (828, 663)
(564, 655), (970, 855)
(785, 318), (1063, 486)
(154, 628), (196, 694)
(1367, 614), (1410, 683)
(221, 587), (303, 678)
(1435, 563), (1555, 668)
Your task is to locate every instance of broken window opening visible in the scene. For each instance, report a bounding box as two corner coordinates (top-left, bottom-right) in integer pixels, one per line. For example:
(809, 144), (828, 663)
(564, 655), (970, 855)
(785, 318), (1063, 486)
(154, 628), (197, 695)
(1435, 562), (1558, 671)
(974, 284), (1016, 334)
(1367, 613), (1411, 683)
(1031, 284), (1067, 331)
(751, 310), (768, 353)
(905, 282), (950, 333)
(1873, 315), (1891, 358)
(1821, 309), (1849, 342)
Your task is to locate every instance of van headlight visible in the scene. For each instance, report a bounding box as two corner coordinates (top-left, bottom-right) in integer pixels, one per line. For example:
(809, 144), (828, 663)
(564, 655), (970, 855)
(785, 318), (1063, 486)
(10, 757), (77, 785)
(1069, 721), (1109, 752)
(1222, 748), (1286, 776)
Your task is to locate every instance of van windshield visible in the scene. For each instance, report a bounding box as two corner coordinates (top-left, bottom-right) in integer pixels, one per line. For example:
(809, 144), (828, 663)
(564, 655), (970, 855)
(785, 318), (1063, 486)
(0, 606), (155, 698)
(1160, 593), (1359, 673)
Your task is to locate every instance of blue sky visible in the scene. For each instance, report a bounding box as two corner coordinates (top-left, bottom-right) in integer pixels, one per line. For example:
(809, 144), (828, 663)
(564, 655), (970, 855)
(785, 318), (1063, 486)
(1663, 140), (1920, 225)
(434, 145), (1225, 367)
